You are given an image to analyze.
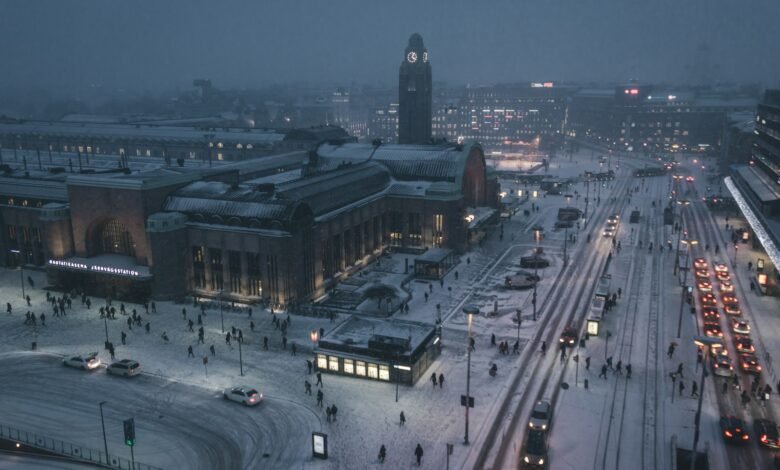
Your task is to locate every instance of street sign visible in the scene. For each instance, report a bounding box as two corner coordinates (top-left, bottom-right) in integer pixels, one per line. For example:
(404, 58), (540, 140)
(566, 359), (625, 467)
(123, 418), (135, 447)
(312, 432), (328, 459)
(460, 395), (474, 408)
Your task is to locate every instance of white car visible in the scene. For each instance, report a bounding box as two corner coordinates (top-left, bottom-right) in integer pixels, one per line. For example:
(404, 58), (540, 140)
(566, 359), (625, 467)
(223, 386), (263, 406)
(528, 400), (552, 431)
(712, 354), (734, 378)
(731, 319), (750, 335)
(63, 353), (101, 371)
(106, 359), (142, 377)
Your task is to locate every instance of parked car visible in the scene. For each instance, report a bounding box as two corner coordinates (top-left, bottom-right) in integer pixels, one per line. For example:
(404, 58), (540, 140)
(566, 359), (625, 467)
(106, 359), (141, 377)
(720, 416), (749, 444)
(521, 429), (548, 468)
(528, 400), (552, 431)
(754, 419), (780, 449)
(731, 319), (750, 335)
(62, 352), (101, 371)
(740, 353), (762, 374)
(223, 386), (263, 406)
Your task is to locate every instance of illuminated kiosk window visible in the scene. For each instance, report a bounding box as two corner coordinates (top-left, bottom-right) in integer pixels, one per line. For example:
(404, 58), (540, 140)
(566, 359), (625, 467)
(328, 356), (339, 372)
(317, 354), (327, 369)
(343, 359), (354, 374)
(355, 361), (366, 376)
(367, 363), (378, 379)
(378, 365), (390, 381)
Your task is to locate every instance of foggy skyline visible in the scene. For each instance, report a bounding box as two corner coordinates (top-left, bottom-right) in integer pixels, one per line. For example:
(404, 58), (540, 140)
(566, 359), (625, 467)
(1, 0), (779, 98)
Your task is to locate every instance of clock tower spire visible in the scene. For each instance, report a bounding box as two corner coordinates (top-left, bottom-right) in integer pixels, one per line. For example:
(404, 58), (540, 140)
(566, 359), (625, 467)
(398, 33), (432, 145)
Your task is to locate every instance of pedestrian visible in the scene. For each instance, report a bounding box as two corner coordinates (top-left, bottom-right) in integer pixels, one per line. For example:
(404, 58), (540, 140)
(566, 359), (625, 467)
(26, 295), (31, 307)
(331, 404), (338, 421)
(677, 362), (684, 379)
(250, 321), (255, 332)
(305, 380), (312, 395)
(151, 301), (156, 313)
(414, 443), (423, 466)
(291, 343), (297, 356)
(161, 331), (169, 342)
(679, 380), (685, 396)
(439, 373), (444, 388)
(182, 308), (187, 320)
(469, 337), (475, 351)
(431, 372), (438, 388)
(606, 356), (613, 370)
(306, 360), (313, 374)
(263, 336), (269, 350)
(121, 331), (126, 345)
(560, 348), (567, 363)
(540, 341), (547, 354)
(400, 411), (406, 425)
(145, 322), (150, 333)
(741, 390), (751, 408)
(188, 345), (194, 358)
(188, 319), (194, 332)
(109, 344), (115, 360)
(667, 342), (676, 358)
(491, 333), (496, 346)
(599, 365), (608, 379)
(210, 344), (215, 356)
(626, 364), (632, 379)
(691, 380), (698, 397)
(615, 360), (623, 375)
(513, 341), (519, 354)
(316, 389), (324, 408)
(617, 287), (622, 299)
(316, 372), (323, 387)
(326, 406), (332, 422)
(722, 380), (729, 395)
(585, 356), (591, 371)
(378, 444), (386, 463)
(126, 317), (132, 330)
(226, 332), (231, 345)
(39, 313), (46, 326)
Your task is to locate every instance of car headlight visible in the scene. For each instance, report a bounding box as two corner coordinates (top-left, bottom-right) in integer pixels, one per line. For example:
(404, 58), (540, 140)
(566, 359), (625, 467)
(524, 456), (530, 463)
(529, 422), (534, 428)
(541, 424), (547, 430)
(539, 458), (544, 465)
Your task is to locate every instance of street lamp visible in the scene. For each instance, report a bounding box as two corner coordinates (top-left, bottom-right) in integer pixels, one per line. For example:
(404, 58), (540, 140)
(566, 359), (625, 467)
(219, 291), (225, 334)
(99, 401), (110, 465)
(690, 336), (721, 470)
(462, 305), (479, 445)
(103, 315), (110, 349)
(310, 329), (319, 347)
(676, 238), (698, 338)
(238, 336), (244, 376)
(515, 308), (522, 344)
(673, 200), (690, 276)
(532, 226), (543, 321)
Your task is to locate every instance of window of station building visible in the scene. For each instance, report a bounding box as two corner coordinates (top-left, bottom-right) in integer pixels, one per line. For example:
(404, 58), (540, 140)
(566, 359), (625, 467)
(328, 356), (339, 372)
(343, 359), (354, 374)
(389, 232), (402, 247)
(209, 248), (224, 291)
(379, 365), (390, 381)
(228, 251), (241, 293)
(367, 363), (379, 379)
(6, 198), (14, 205)
(98, 219), (135, 257)
(217, 153), (224, 161)
(355, 361), (366, 376)
(7, 225), (17, 241)
(317, 354), (328, 370)
(192, 247), (206, 289)
(246, 253), (262, 297)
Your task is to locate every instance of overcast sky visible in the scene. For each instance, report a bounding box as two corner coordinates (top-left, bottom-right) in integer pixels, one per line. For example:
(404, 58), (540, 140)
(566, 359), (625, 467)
(1, 0), (778, 97)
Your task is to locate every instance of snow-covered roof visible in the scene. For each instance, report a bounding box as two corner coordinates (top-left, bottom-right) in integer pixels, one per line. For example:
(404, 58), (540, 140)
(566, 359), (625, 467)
(0, 177), (68, 201)
(317, 316), (435, 358)
(0, 121), (286, 146)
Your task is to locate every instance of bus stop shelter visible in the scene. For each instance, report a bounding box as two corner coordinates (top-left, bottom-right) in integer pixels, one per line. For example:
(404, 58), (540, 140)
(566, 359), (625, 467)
(414, 248), (456, 280)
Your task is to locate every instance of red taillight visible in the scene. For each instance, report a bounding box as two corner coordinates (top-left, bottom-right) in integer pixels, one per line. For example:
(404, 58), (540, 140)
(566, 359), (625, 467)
(742, 434), (749, 441)
(725, 430), (733, 437)
(761, 434), (767, 442)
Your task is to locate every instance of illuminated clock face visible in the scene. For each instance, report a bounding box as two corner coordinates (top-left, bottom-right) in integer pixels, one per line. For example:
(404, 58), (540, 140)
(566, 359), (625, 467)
(423, 52), (428, 62)
(407, 51), (418, 63)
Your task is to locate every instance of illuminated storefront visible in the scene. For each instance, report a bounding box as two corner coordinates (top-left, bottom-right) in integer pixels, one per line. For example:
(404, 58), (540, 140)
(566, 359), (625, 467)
(313, 316), (440, 385)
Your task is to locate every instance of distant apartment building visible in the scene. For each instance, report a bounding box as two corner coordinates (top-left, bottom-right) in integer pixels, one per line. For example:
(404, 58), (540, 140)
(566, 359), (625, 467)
(568, 84), (756, 153)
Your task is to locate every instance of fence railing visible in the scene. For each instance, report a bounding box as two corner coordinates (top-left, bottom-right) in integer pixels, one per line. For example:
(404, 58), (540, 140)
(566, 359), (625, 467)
(0, 423), (162, 470)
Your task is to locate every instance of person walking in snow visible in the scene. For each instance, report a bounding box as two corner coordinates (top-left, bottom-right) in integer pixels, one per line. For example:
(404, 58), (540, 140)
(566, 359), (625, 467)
(439, 373), (444, 388)
(263, 336), (268, 350)
(331, 404), (338, 421)
(540, 341), (547, 355)
(316, 389), (324, 408)
(667, 342), (676, 359)
(187, 345), (194, 358)
(599, 365), (608, 379)
(188, 319), (194, 332)
(306, 360), (313, 374)
(626, 364), (632, 379)
(210, 344), (215, 356)
(585, 356), (591, 371)
(615, 360), (623, 376)
(325, 406), (332, 422)
(677, 362), (684, 379)
(316, 372), (323, 387)
(378, 444), (386, 463)
(414, 443), (424, 466)
(145, 322), (150, 333)
(691, 380), (698, 397)
(400, 411), (406, 425)
(305, 380), (312, 395)
(679, 381), (685, 396)
(161, 331), (169, 342)
(226, 332), (232, 345)
(121, 331), (127, 345)
(431, 373), (438, 388)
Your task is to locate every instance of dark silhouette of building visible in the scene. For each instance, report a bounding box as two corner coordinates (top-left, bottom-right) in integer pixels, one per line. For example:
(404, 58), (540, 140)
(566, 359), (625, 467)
(398, 34), (432, 145)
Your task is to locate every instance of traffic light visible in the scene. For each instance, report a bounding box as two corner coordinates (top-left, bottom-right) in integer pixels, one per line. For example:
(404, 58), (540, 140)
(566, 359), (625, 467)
(123, 418), (135, 447)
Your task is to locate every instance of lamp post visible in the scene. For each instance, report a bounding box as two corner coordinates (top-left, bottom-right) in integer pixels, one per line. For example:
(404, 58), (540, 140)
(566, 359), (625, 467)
(99, 401), (109, 465)
(515, 308), (522, 344)
(238, 336), (244, 376)
(219, 291), (225, 334)
(462, 305), (479, 445)
(103, 315), (109, 349)
(690, 336), (721, 470)
(676, 238), (698, 338)
(532, 226), (543, 321)
(673, 199), (690, 276)
(732, 242), (738, 268)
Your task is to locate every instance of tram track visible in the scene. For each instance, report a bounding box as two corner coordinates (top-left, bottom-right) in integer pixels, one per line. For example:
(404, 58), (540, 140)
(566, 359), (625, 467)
(476, 173), (634, 469)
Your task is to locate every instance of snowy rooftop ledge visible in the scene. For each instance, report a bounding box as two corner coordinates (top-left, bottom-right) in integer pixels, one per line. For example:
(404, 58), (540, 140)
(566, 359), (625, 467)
(725, 176), (780, 270)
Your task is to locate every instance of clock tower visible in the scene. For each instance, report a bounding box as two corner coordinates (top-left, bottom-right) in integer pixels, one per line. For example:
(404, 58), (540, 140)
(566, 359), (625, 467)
(398, 33), (432, 145)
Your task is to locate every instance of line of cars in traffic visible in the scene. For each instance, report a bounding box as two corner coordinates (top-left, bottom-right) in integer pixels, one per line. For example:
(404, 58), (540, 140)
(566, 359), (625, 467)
(521, 399), (553, 468)
(62, 353), (263, 406)
(693, 258), (780, 456)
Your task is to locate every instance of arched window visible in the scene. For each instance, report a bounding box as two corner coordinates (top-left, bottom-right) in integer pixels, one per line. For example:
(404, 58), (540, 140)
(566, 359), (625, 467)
(97, 220), (135, 257)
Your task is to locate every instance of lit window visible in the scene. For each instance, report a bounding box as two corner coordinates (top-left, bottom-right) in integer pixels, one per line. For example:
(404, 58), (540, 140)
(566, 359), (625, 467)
(355, 361), (366, 376)
(217, 153), (224, 161)
(379, 365), (390, 381)
(328, 356), (339, 371)
(317, 354), (327, 369)
(343, 359), (354, 374)
(367, 363), (378, 379)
